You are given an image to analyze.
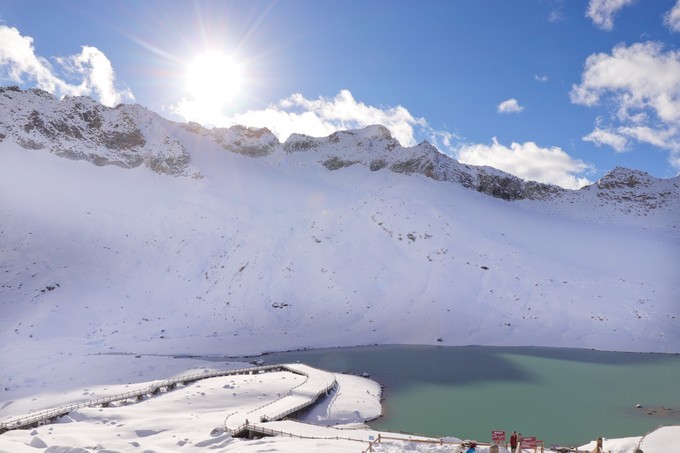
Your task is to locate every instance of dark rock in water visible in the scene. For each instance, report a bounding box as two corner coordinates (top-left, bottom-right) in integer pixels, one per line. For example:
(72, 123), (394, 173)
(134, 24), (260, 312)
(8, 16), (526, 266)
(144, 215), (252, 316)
(635, 404), (678, 417)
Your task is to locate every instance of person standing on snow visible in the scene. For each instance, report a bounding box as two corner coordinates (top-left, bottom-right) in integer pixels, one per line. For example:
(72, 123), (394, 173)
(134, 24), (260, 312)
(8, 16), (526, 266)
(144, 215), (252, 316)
(591, 437), (604, 453)
(510, 431), (518, 452)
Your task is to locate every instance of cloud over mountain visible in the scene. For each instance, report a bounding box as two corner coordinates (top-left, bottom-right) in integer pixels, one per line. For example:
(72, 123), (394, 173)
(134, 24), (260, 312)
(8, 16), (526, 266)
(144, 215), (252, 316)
(174, 90), (426, 147)
(457, 138), (592, 189)
(0, 25), (133, 107)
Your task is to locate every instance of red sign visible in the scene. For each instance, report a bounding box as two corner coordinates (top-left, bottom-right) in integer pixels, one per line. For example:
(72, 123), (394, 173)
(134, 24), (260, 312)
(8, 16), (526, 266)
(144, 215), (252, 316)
(522, 436), (537, 448)
(492, 430), (506, 442)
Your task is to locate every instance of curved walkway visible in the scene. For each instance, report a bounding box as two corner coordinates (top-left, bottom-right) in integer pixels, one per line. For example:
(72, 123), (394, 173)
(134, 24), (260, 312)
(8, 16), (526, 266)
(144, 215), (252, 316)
(0, 363), (287, 434)
(224, 363), (336, 436)
(1, 362), (336, 436)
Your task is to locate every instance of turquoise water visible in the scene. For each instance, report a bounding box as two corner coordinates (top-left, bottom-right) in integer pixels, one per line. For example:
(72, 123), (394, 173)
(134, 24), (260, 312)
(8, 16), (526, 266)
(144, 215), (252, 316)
(257, 345), (680, 446)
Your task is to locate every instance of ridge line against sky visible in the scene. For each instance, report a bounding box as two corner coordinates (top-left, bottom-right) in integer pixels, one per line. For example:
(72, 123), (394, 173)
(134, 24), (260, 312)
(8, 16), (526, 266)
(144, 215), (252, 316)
(1, 0), (679, 189)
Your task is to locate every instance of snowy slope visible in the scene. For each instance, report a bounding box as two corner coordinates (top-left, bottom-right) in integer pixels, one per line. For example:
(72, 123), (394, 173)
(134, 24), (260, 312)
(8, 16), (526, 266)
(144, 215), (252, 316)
(1, 87), (679, 395)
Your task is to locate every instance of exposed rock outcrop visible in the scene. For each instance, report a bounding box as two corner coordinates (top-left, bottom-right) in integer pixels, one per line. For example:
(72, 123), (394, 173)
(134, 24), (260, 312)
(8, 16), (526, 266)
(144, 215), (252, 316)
(0, 86), (194, 176)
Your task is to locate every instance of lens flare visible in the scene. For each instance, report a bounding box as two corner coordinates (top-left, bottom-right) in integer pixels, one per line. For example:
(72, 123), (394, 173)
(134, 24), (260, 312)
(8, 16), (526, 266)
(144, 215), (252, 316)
(186, 52), (243, 108)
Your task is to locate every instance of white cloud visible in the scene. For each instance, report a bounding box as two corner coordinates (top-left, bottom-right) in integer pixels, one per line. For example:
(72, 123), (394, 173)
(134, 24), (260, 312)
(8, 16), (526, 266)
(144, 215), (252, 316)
(665, 0), (680, 32)
(457, 138), (593, 189)
(571, 41), (680, 169)
(548, 10), (564, 23)
(0, 25), (132, 106)
(583, 127), (628, 152)
(534, 75), (549, 82)
(58, 46), (132, 108)
(545, 0), (565, 23)
(583, 124), (680, 155)
(618, 125), (680, 151)
(497, 98), (524, 114)
(0, 25), (61, 93)
(427, 129), (459, 154)
(173, 89), (426, 147)
(571, 42), (680, 122)
(586, 0), (636, 31)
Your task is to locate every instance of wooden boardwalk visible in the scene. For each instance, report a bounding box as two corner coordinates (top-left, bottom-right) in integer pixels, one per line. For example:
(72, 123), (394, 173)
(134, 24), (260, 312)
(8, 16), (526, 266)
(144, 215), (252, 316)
(1, 362), (336, 436)
(1, 363), (288, 433)
(224, 363), (337, 436)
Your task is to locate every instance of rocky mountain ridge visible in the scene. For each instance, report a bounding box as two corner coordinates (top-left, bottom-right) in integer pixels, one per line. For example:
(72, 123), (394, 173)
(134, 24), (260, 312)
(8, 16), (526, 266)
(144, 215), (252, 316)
(1, 86), (678, 218)
(0, 86), (195, 177)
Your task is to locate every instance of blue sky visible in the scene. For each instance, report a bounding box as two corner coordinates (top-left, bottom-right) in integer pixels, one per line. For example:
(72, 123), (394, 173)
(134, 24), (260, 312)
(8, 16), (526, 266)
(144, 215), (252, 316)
(1, 0), (679, 188)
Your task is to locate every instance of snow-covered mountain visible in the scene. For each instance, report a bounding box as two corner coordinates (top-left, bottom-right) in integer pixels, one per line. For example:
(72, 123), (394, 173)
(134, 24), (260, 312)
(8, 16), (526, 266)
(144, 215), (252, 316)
(1, 86), (678, 383)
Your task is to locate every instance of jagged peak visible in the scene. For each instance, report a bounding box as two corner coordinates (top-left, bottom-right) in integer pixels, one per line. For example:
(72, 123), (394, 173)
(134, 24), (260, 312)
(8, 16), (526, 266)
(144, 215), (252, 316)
(226, 124), (277, 140)
(353, 124), (393, 140)
(412, 140), (440, 153)
(117, 102), (151, 114)
(323, 125), (392, 141)
(0, 85), (195, 177)
(604, 166), (652, 178)
(0, 85), (22, 93)
(284, 125), (397, 153)
(62, 94), (100, 105)
(27, 87), (55, 99)
(1, 86), (136, 117)
(207, 124), (279, 158)
(207, 124), (279, 147)
(596, 166), (657, 190)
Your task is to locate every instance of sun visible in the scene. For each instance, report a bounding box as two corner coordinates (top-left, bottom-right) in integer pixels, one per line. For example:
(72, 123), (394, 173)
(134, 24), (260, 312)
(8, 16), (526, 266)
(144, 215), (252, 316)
(185, 51), (244, 109)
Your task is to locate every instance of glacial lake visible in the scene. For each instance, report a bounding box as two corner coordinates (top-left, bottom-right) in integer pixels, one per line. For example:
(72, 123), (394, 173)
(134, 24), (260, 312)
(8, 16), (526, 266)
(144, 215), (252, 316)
(255, 345), (680, 447)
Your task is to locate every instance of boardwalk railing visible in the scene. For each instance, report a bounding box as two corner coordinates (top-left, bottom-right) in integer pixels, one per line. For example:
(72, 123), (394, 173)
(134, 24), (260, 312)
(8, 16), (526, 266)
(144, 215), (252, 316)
(360, 434), (510, 453)
(246, 423), (374, 445)
(237, 426), (494, 453)
(225, 364), (337, 436)
(0, 364), (286, 434)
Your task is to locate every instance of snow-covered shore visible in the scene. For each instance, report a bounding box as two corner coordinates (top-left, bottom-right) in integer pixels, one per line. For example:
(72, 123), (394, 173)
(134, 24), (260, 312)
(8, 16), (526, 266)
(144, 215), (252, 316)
(0, 353), (396, 452)
(0, 352), (678, 452)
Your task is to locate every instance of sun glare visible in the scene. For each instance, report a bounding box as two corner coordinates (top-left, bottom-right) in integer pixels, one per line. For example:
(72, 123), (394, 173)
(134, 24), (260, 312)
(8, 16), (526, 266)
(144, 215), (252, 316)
(186, 52), (243, 108)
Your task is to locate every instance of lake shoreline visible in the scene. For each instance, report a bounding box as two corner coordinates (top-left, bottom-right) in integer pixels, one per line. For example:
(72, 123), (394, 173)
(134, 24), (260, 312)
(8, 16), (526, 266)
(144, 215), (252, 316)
(247, 344), (680, 446)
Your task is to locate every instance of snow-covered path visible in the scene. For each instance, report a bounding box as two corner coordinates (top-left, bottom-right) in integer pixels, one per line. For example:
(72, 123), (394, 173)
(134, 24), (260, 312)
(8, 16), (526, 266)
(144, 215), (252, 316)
(224, 363), (336, 435)
(0, 363), (331, 434)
